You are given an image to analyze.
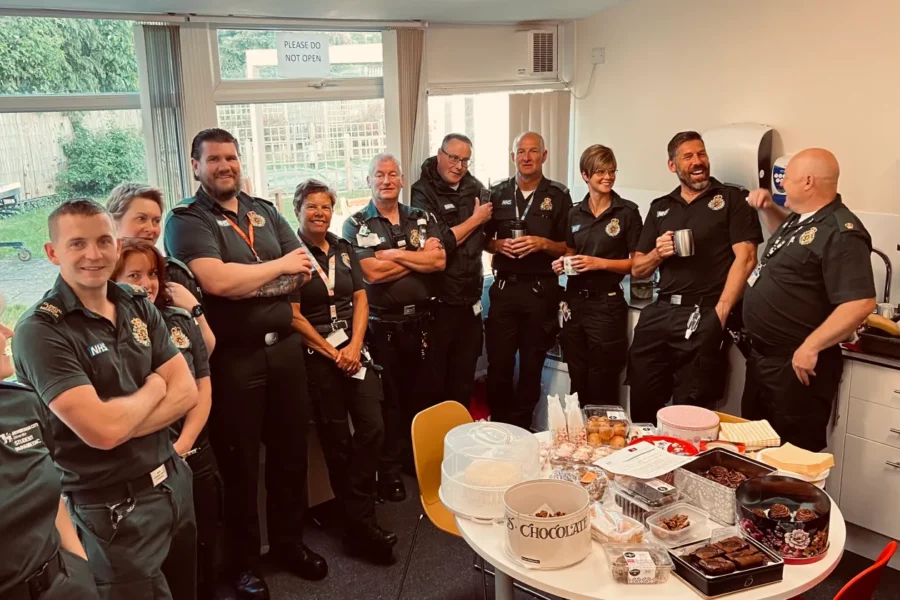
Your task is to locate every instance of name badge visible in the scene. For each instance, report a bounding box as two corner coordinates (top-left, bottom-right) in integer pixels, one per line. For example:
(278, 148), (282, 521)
(351, 366), (367, 380)
(326, 328), (349, 348)
(444, 203), (455, 210)
(670, 294), (682, 306)
(150, 463), (168, 487)
(357, 233), (380, 247)
(747, 266), (761, 287)
(473, 300), (483, 316)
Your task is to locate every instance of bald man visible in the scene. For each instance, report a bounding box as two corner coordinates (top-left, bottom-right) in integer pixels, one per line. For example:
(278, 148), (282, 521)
(484, 132), (572, 429)
(742, 149), (876, 451)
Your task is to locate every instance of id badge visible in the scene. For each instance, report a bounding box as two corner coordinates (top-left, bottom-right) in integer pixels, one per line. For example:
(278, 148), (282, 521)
(150, 463), (168, 487)
(357, 233), (379, 248)
(326, 328), (349, 348)
(747, 266), (761, 287)
(472, 300), (483, 316)
(351, 366), (367, 380)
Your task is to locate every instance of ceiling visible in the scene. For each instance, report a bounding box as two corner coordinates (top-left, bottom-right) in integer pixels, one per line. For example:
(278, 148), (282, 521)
(5, 0), (623, 24)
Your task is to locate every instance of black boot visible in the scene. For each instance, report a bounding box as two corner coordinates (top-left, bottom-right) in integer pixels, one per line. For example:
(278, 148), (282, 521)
(377, 474), (407, 502)
(272, 543), (328, 581)
(233, 570), (269, 600)
(344, 524), (398, 564)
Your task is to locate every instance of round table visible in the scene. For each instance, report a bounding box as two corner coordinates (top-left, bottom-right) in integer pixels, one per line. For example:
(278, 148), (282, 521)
(456, 503), (846, 600)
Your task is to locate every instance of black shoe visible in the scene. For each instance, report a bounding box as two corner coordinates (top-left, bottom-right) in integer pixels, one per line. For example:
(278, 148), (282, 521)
(344, 524), (398, 564)
(273, 543), (328, 581)
(234, 570), (269, 600)
(378, 474), (407, 502)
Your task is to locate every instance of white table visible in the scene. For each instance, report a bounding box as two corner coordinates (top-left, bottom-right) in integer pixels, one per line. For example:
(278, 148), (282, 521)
(456, 503), (846, 600)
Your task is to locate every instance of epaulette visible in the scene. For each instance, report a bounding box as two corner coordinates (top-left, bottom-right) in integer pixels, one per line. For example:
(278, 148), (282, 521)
(33, 297), (65, 322)
(549, 180), (570, 194)
(649, 195), (669, 205)
(832, 205), (863, 233)
(166, 256), (196, 278)
(171, 197), (197, 214)
(117, 282), (148, 298)
(491, 178), (514, 192)
(162, 306), (192, 319)
(622, 198), (640, 211)
(0, 381), (33, 391)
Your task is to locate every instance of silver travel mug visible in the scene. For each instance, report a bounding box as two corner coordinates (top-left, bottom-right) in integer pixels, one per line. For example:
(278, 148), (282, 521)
(510, 219), (527, 239)
(673, 229), (695, 257)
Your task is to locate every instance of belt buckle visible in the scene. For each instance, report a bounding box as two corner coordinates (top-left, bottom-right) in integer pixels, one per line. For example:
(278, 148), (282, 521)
(264, 332), (279, 346)
(403, 305), (416, 316)
(670, 294), (682, 306)
(332, 319), (349, 331)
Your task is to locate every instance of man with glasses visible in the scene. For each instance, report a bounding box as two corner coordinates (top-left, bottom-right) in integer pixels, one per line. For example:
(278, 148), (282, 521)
(411, 134), (492, 407)
(484, 131), (572, 429)
(343, 153), (445, 502)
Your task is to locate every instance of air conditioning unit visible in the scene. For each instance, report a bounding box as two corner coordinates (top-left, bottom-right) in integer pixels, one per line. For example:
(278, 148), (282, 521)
(517, 29), (557, 79)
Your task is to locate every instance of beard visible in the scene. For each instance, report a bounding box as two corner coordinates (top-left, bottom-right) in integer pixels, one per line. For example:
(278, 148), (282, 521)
(677, 165), (711, 192)
(201, 172), (243, 202)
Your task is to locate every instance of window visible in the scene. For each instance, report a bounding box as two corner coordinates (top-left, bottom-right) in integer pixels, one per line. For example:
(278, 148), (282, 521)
(217, 30), (383, 81)
(0, 16), (147, 323)
(428, 92), (511, 186)
(217, 99), (385, 235)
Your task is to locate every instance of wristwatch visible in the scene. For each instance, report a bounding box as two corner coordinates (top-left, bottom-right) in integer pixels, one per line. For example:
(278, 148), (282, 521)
(191, 304), (204, 318)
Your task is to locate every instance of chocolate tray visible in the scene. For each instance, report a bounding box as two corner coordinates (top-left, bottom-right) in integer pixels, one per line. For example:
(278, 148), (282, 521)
(670, 535), (784, 598)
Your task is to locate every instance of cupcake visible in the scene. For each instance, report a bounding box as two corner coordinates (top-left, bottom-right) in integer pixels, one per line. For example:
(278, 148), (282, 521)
(767, 503), (791, 521)
(751, 508), (767, 518)
(794, 508), (818, 522)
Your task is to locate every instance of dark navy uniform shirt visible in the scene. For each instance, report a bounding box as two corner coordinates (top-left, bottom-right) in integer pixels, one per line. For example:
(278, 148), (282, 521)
(0, 381), (61, 594)
(342, 200), (440, 311)
(161, 305), (210, 441)
(565, 191), (643, 291)
(636, 178), (763, 297)
(164, 187), (301, 343)
(13, 277), (178, 492)
(485, 176), (572, 276)
(293, 231), (363, 327)
(743, 196), (876, 347)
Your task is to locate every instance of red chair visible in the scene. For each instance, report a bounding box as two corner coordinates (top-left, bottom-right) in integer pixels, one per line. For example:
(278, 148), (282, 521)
(797, 541), (897, 600)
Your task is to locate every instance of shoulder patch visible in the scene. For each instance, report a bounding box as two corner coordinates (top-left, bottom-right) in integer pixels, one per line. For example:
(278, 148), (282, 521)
(35, 301), (65, 322)
(549, 180), (570, 194)
(117, 282), (148, 298)
(832, 207), (862, 233)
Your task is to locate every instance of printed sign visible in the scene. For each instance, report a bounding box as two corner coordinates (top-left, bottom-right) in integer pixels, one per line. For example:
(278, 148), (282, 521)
(276, 33), (331, 79)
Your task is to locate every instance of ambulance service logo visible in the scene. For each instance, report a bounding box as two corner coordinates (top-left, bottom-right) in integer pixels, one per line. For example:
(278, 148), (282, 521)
(605, 218), (621, 237)
(342, 252), (351, 267)
(409, 229), (420, 248)
(247, 211), (266, 227)
(799, 227), (817, 245)
(170, 327), (190, 349)
(540, 197), (553, 211)
(131, 318), (151, 347)
(708, 195), (725, 211)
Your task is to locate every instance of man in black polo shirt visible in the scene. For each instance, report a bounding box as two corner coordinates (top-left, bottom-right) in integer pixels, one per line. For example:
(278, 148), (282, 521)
(165, 128), (325, 598)
(343, 153), (445, 502)
(743, 149), (876, 451)
(13, 199), (198, 599)
(628, 131), (762, 424)
(484, 131), (572, 429)
(411, 133), (492, 405)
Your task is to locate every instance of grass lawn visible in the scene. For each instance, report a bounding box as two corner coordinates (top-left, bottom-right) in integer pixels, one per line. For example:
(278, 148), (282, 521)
(1, 303), (27, 330)
(0, 205), (56, 261)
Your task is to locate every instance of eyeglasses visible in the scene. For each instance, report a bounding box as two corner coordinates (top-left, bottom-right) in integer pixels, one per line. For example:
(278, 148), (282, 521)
(440, 147), (473, 168)
(594, 169), (618, 177)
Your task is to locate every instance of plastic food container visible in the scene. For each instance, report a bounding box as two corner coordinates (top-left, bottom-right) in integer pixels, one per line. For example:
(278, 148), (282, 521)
(611, 480), (690, 524)
(657, 405), (720, 444)
(647, 502), (711, 548)
(604, 543), (674, 584)
(583, 405), (630, 449)
(549, 463), (608, 502)
(440, 422), (540, 522)
(590, 504), (645, 544)
(504, 479), (592, 570)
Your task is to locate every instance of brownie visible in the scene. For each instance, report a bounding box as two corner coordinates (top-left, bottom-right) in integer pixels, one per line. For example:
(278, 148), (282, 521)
(713, 537), (748, 554)
(659, 513), (690, 531)
(725, 549), (759, 559)
(698, 557), (736, 575)
(731, 553), (765, 569)
(691, 545), (723, 561)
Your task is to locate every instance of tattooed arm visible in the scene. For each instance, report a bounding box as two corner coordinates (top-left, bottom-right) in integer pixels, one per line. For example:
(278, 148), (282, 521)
(233, 273), (309, 299)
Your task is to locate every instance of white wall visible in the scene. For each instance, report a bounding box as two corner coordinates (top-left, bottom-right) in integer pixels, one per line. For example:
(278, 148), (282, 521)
(572, 0), (900, 216)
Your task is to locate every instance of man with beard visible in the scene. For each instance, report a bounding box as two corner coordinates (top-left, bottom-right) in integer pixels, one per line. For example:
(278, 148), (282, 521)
(342, 153), (445, 502)
(627, 131), (762, 423)
(410, 133), (492, 406)
(165, 129), (325, 599)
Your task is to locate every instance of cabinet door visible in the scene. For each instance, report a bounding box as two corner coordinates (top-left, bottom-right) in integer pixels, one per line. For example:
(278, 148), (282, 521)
(848, 397), (900, 450)
(839, 435), (900, 540)
(849, 362), (900, 408)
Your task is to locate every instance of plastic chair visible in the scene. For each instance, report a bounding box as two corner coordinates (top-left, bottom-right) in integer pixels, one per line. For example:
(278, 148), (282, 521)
(794, 541), (897, 600)
(395, 401), (480, 600)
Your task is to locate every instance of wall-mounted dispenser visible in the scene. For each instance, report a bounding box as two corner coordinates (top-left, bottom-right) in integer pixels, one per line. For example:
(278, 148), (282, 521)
(702, 123), (774, 191)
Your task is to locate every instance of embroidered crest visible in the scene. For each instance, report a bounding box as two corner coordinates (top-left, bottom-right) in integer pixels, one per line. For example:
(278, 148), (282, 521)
(131, 318), (151, 347)
(129, 284), (145, 294)
(799, 227), (817, 245)
(540, 197), (553, 211)
(409, 228), (421, 248)
(708, 194), (725, 211)
(571, 224), (581, 233)
(37, 302), (62, 319)
(342, 252), (351, 267)
(845, 222), (854, 230)
(247, 211), (266, 227)
(170, 327), (190, 349)
(605, 218), (621, 237)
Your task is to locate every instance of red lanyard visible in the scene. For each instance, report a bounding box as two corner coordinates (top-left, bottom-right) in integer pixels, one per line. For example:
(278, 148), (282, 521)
(299, 239), (338, 323)
(223, 216), (260, 262)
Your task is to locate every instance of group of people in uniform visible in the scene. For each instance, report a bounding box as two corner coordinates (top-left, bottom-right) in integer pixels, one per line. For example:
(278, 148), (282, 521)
(1, 123), (877, 600)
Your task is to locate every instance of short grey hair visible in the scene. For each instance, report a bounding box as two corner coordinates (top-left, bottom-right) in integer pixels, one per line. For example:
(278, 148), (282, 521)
(512, 131), (545, 154)
(368, 153), (403, 178)
(441, 133), (473, 150)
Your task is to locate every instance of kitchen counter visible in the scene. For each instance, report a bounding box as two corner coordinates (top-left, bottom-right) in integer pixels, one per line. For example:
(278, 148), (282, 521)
(841, 347), (900, 371)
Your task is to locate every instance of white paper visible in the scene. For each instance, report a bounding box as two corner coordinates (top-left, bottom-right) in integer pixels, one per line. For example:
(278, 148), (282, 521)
(325, 328), (349, 347)
(351, 366), (367, 380)
(592, 441), (693, 479)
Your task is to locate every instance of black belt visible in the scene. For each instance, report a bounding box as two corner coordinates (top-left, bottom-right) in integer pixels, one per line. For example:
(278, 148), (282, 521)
(67, 456), (177, 505)
(657, 293), (720, 307)
(567, 283), (622, 299)
(494, 272), (557, 283)
(369, 303), (433, 321)
(7, 551), (64, 600)
(313, 320), (349, 335)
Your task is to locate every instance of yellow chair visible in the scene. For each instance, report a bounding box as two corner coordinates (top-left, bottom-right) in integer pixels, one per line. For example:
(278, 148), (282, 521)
(396, 401), (482, 599)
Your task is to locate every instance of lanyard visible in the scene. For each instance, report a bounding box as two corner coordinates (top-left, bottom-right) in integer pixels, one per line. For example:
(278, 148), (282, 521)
(515, 187), (536, 220)
(760, 215), (807, 268)
(223, 216), (260, 263)
(299, 240), (339, 323)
